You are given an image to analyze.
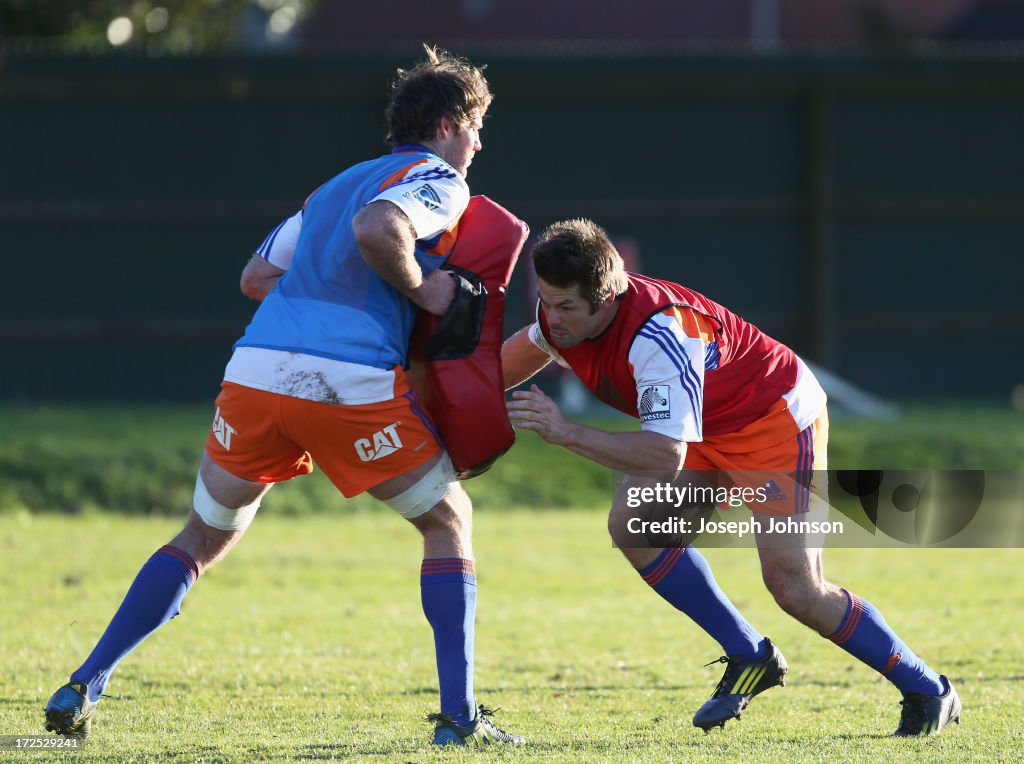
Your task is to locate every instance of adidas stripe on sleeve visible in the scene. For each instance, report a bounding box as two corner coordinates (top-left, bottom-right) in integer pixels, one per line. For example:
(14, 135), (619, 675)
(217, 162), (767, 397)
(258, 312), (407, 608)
(255, 210), (302, 270)
(371, 160), (470, 241)
(629, 313), (706, 442)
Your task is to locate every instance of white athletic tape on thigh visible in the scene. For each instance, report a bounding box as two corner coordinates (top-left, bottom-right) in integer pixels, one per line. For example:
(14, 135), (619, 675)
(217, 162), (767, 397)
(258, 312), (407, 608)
(384, 454), (457, 519)
(192, 473), (261, 531)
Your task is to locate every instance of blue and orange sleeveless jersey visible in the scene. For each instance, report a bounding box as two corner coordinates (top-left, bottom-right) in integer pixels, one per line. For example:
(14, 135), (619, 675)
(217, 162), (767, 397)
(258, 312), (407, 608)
(235, 145), (469, 370)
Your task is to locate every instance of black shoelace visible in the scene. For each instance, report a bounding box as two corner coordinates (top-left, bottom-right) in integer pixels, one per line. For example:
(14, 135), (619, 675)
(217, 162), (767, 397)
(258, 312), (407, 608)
(704, 655), (741, 696)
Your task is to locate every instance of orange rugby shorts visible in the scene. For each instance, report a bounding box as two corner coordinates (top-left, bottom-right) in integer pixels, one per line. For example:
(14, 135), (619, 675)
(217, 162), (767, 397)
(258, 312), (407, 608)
(205, 380), (443, 498)
(683, 399), (829, 516)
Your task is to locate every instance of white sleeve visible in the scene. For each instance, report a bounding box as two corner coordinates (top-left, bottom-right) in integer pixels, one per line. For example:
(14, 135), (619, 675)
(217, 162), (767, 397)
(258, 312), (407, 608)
(254, 210), (302, 270)
(370, 160), (470, 241)
(527, 322), (570, 369)
(628, 314), (706, 442)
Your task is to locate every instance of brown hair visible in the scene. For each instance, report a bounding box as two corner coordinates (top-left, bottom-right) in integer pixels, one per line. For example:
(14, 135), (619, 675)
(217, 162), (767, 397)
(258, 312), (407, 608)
(531, 219), (629, 312)
(385, 45), (492, 147)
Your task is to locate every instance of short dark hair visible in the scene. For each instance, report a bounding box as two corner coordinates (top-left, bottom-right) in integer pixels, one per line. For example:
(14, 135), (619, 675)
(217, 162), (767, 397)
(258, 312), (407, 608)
(385, 45), (492, 147)
(531, 219), (629, 313)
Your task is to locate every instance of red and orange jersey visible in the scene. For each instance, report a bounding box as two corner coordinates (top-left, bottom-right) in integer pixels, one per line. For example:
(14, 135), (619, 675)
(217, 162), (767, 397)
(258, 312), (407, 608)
(531, 273), (826, 445)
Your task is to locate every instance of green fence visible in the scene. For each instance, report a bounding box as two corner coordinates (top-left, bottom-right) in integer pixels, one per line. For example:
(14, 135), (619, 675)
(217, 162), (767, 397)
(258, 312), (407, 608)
(2, 48), (1022, 400)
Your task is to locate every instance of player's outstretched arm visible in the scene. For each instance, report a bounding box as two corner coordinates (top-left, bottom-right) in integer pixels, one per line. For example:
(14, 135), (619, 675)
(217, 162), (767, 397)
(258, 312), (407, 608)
(353, 200), (455, 316)
(507, 384), (685, 476)
(501, 326), (552, 390)
(240, 255), (287, 301)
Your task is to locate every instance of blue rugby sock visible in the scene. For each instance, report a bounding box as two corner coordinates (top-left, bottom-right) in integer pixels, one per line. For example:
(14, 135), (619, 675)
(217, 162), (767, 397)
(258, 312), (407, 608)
(421, 558), (477, 727)
(641, 547), (766, 660)
(828, 588), (944, 696)
(71, 545), (199, 702)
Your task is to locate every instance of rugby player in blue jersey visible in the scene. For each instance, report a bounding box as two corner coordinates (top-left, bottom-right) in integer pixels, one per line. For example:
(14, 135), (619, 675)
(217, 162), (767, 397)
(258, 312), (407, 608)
(45, 46), (521, 747)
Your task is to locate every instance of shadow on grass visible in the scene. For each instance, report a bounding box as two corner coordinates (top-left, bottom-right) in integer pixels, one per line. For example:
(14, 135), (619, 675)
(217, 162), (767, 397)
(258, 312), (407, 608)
(82, 745), (227, 762)
(489, 683), (696, 694)
(293, 742), (420, 759)
(680, 731), (900, 748)
(795, 679), (859, 689)
(400, 686), (436, 696)
(402, 682), (700, 698)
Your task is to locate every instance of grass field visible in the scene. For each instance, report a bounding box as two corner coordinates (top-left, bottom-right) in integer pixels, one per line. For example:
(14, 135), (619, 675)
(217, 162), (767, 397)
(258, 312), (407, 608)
(2, 511), (1022, 762)
(1, 402), (1022, 760)
(1, 400), (1022, 515)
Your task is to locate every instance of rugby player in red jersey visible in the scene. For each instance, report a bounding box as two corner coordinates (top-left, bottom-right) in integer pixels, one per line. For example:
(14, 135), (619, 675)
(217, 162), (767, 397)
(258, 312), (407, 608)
(503, 218), (959, 737)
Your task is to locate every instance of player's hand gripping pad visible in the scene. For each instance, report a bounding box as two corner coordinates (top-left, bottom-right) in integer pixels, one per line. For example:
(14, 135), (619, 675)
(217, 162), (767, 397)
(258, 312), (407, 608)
(407, 196), (529, 479)
(423, 266), (487, 361)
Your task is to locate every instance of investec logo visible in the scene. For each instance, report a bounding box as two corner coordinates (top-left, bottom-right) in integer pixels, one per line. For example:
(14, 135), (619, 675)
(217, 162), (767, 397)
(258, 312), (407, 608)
(403, 183), (441, 211)
(354, 423), (403, 462)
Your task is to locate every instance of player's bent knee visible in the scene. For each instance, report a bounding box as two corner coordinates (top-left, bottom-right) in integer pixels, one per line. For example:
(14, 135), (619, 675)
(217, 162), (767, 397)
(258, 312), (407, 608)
(766, 582), (800, 615)
(381, 453), (458, 520)
(764, 574), (820, 618)
(617, 545), (658, 570)
(193, 473), (261, 531)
